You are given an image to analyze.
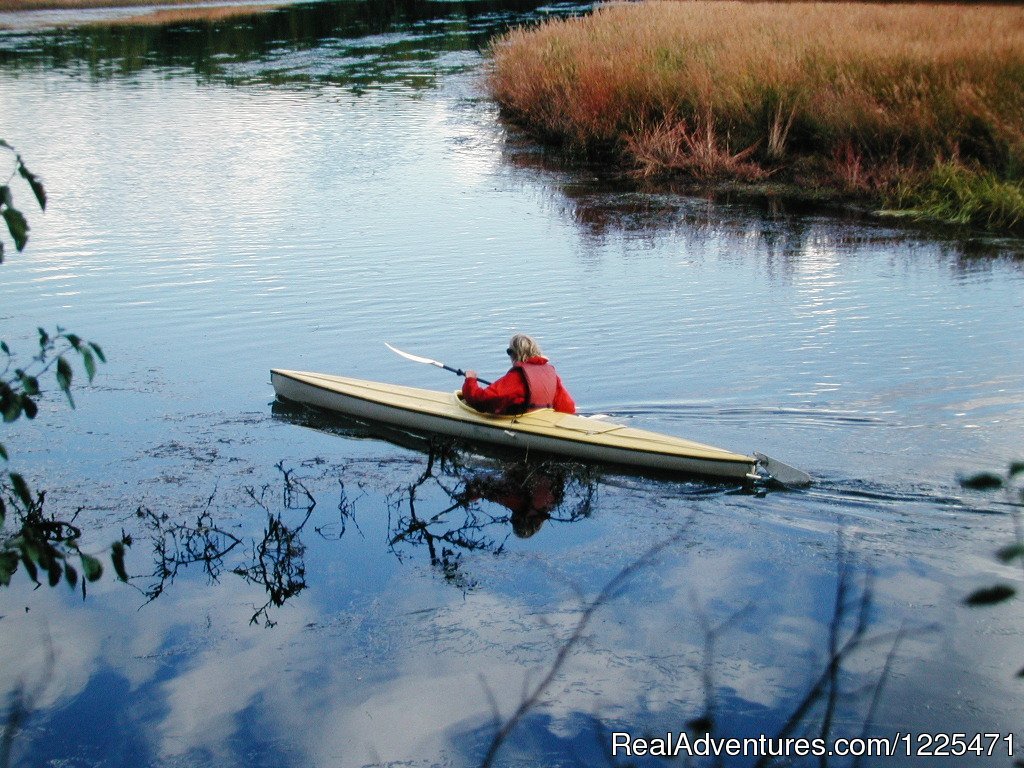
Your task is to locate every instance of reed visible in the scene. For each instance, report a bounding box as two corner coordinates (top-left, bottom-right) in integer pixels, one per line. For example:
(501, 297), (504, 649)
(488, 1), (1024, 231)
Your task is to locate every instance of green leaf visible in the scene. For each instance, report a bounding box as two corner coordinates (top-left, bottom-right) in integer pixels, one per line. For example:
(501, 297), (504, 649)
(111, 540), (129, 582)
(959, 472), (1003, 491)
(19, 373), (39, 396)
(82, 348), (96, 383)
(46, 558), (61, 588)
(9, 472), (33, 509)
(88, 342), (106, 363)
(1010, 461), (1024, 477)
(20, 550), (38, 584)
(964, 584), (1016, 606)
(80, 553), (103, 582)
(996, 543), (1024, 563)
(18, 165), (46, 211)
(21, 395), (37, 420)
(64, 562), (78, 588)
(56, 355), (72, 390)
(0, 341), (9, 355)
(65, 333), (81, 349)
(0, 442), (6, 461)
(38, 327), (49, 347)
(56, 356), (74, 407)
(2, 207), (29, 252)
(0, 185), (11, 208)
(2, 392), (21, 422)
(0, 550), (18, 587)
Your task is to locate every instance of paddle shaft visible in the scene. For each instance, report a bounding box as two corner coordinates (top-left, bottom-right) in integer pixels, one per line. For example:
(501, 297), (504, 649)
(440, 362), (491, 386)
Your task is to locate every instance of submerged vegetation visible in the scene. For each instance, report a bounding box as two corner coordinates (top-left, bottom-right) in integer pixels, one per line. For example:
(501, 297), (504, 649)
(488, 1), (1024, 233)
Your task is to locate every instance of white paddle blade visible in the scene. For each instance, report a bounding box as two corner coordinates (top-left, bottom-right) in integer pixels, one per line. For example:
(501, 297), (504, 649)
(384, 342), (443, 368)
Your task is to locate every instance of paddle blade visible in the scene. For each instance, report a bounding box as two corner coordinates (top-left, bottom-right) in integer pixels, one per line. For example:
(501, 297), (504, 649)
(385, 342), (442, 367)
(755, 452), (812, 487)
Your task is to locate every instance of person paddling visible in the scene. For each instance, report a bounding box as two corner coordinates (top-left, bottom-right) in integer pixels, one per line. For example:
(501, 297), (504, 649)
(463, 334), (576, 415)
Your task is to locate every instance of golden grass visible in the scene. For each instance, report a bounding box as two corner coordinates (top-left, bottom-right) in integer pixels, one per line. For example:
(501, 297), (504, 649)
(87, 3), (280, 25)
(489, 0), (1024, 217)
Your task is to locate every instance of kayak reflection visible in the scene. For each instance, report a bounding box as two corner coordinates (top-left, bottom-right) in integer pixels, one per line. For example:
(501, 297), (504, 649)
(272, 399), (597, 582)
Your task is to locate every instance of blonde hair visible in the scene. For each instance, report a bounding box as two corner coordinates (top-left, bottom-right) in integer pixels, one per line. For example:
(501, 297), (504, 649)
(508, 334), (543, 362)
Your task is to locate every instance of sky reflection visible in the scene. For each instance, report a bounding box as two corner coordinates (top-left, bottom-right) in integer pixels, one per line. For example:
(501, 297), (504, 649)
(4, 456), (1021, 767)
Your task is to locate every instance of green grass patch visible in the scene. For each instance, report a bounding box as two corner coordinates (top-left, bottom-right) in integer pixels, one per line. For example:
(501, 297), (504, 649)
(891, 163), (1024, 234)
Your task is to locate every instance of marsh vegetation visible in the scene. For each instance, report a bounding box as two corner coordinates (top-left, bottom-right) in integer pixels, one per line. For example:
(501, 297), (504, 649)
(488, 1), (1024, 232)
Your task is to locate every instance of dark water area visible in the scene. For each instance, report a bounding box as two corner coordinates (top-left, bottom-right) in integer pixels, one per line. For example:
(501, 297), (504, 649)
(1, 1), (1023, 766)
(0, 0), (575, 85)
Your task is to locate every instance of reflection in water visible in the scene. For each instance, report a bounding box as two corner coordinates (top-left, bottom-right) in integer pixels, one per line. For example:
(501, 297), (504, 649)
(386, 446), (595, 589)
(131, 436), (597, 622)
(273, 397), (600, 587)
(3, 446), (911, 768)
(0, 0), (589, 89)
(477, 535), (899, 768)
(136, 463), (315, 626)
(503, 140), (1024, 265)
(1, 440), (1020, 766)
(0, 474), (128, 596)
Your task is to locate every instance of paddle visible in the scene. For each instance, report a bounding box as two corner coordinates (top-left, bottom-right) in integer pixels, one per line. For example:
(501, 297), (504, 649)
(385, 342), (492, 385)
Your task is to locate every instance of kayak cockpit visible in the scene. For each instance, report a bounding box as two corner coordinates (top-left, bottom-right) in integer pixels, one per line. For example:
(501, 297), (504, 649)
(452, 391), (564, 422)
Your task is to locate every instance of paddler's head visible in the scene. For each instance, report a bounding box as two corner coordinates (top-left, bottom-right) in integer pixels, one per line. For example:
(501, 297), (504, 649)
(507, 334), (542, 363)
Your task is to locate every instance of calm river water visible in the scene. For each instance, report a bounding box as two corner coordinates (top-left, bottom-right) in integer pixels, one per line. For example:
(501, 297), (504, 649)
(1, 2), (1023, 766)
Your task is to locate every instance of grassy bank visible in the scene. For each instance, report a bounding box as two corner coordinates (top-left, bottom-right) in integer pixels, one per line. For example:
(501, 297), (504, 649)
(488, 1), (1024, 233)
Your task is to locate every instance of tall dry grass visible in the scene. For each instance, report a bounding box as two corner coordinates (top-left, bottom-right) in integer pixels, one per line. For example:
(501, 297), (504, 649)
(488, 1), (1024, 227)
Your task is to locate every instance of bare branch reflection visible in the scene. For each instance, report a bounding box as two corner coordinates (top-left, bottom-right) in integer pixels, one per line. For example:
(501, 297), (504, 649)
(477, 534), (914, 768)
(138, 463), (316, 627)
(135, 445), (598, 621)
(385, 443), (597, 589)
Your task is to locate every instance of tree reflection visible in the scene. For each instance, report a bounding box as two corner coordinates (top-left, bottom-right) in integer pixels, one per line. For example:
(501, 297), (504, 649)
(478, 534), (910, 768)
(0, 0), (588, 91)
(385, 444), (596, 589)
(138, 462), (315, 627)
(131, 440), (597, 621)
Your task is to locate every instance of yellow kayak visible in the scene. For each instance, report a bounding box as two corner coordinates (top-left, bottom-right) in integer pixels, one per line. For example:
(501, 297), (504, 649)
(270, 369), (811, 485)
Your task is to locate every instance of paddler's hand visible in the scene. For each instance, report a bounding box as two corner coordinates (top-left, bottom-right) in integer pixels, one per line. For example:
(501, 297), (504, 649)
(465, 370), (477, 380)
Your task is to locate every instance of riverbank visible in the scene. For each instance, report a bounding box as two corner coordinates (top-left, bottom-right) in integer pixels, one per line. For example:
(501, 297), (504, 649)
(489, 1), (1024, 234)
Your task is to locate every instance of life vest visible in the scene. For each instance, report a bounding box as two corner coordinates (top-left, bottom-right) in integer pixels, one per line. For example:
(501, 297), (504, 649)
(513, 360), (558, 410)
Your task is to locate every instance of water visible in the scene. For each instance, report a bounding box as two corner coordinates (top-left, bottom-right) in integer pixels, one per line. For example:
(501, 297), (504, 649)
(1, 2), (1023, 765)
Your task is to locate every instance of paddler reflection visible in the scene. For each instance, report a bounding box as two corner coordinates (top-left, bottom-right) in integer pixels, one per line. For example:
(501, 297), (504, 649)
(458, 462), (566, 538)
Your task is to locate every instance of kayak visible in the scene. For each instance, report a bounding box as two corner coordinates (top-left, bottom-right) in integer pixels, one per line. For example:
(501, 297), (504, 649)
(270, 369), (809, 485)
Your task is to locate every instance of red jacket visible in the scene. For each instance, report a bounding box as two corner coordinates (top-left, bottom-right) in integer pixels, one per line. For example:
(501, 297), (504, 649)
(462, 356), (576, 415)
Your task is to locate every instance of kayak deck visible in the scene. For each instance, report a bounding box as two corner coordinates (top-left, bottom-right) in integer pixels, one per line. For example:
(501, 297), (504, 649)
(271, 369), (760, 481)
